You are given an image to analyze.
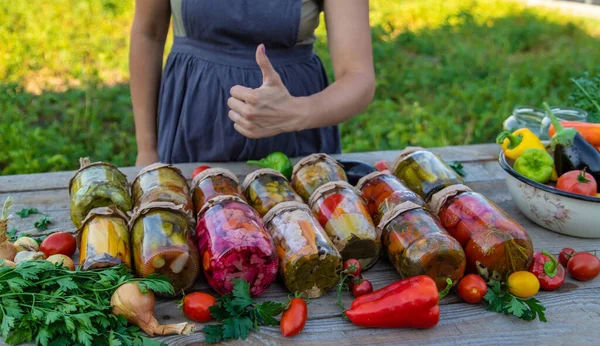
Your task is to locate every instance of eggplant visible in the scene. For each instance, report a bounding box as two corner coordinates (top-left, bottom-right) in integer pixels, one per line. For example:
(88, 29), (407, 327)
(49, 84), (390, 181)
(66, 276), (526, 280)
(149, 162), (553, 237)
(337, 160), (377, 186)
(544, 103), (600, 191)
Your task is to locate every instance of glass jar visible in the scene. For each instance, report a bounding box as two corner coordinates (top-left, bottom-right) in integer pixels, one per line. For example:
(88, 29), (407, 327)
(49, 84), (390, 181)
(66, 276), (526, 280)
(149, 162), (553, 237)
(430, 185), (534, 282)
(242, 168), (303, 217)
(263, 201), (342, 298)
(291, 153), (348, 202)
(131, 163), (193, 213)
(196, 196), (278, 296)
(504, 105), (588, 141)
(69, 158), (132, 228)
(357, 171), (424, 226)
(191, 168), (245, 217)
(77, 206), (132, 271)
(392, 147), (464, 202)
(378, 202), (466, 291)
(130, 202), (200, 295)
(308, 181), (380, 270)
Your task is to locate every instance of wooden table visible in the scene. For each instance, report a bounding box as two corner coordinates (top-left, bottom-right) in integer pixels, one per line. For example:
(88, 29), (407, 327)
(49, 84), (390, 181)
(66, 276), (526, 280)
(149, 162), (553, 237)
(2, 144), (599, 346)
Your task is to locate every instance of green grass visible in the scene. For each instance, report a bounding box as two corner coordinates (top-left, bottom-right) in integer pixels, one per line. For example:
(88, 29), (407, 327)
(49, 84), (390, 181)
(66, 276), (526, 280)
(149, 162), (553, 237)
(1, 0), (600, 174)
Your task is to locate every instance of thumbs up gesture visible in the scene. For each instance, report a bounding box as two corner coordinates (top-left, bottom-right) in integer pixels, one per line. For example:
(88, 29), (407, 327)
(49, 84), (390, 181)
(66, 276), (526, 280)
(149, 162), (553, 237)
(227, 44), (303, 139)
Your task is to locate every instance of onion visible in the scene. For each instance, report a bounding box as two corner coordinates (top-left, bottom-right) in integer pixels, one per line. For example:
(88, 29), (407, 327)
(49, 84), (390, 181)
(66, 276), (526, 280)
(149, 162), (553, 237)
(0, 259), (16, 267)
(14, 251), (46, 264)
(14, 237), (39, 252)
(111, 283), (195, 336)
(0, 197), (17, 261)
(47, 254), (75, 270)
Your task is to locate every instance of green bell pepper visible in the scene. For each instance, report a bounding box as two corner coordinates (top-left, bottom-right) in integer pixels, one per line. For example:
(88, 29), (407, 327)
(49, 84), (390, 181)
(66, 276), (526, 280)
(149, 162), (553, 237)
(514, 148), (555, 183)
(247, 152), (293, 180)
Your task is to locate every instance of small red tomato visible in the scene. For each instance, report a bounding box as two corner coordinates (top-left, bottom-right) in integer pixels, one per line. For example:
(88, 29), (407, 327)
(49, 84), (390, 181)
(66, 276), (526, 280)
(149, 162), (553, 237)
(182, 292), (216, 323)
(192, 165), (211, 179)
(559, 248), (576, 267)
(457, 274), (488, 304)
(343, 259), (362, 277)
(280, 298), (308, 337)
(567, 252), (600, 282)
(374, 160), (391, 172)
(351, 279), (373, 298)
(40, 232), (76, 258)
(556, 170), (597, 197)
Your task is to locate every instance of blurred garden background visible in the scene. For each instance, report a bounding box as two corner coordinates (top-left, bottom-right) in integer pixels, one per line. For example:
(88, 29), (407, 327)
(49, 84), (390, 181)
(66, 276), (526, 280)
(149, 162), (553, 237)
(1, 0), (600, 175)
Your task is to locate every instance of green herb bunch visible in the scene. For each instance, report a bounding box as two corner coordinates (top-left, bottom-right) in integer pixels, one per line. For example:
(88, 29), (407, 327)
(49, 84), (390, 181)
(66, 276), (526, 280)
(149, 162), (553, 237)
(483, 280), (547, 322)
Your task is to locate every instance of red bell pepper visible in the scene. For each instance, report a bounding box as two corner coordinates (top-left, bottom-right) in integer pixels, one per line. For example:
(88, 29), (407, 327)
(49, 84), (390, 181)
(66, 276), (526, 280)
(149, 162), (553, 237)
(528, 250), (565, 291)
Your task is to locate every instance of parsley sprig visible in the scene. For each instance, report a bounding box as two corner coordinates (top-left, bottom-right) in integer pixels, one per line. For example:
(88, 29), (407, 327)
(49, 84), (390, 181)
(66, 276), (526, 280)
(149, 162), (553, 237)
(0, 261), (173, 346)
(449, 161), (467, 177)
(483, 280), (547, 322)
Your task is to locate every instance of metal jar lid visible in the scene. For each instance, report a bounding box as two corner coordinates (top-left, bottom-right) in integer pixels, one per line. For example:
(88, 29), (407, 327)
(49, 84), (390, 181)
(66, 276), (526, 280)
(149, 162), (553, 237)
(292, 153), (343, 176)
(377, 201), (424, 230)
(428, 184), (473, 216)
(241, 168), (287, 192)
(307, 180), (362, 208)
(262, 201), (311, 226)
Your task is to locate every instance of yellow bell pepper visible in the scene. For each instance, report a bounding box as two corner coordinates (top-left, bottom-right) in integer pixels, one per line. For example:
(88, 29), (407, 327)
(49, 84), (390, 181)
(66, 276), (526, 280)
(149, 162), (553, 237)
(496, 128), (546, 161)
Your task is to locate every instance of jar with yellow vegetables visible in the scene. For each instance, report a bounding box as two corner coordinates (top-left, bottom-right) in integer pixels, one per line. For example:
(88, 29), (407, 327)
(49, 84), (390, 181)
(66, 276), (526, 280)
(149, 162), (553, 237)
(291, 153), (347, 202)
(131, 163), (193, 214)
(242, 168), (303, 217)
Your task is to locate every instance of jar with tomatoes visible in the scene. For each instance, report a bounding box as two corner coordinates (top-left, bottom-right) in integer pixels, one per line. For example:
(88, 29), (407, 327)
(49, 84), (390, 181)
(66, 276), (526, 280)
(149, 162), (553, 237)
(196, 195), (278, 296)
(242, 168), (303, 217)
(132, 163), (193, 214)
(308, 181), (380, 270)
(130, 202), (200, 295)
(77, 206), (132, 271)
(263, 201), (342, 298)
(378, 201), (466, 290)
(291, 153), (347, 202)
(391, 147), (464, 202)
(69, 158), (132, 228)
(430, 185), (534, 282)
(357, 171), (424, 225)
(191, 168), (245, 217)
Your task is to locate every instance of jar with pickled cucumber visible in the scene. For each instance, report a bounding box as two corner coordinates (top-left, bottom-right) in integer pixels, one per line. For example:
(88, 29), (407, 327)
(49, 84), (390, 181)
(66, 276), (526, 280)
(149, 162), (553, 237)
(291, 153), (347, 202)
(191, 168), (245, 217)
(308, 181), (380, 270)
(196, 196), (278, 296)
(242, 168), (303, 217)
(132, 163), (193, 214)
(378, 202), (466, 290)
(429, 185), (534, 282)
(391, 147), (464, 202)
(357, 171), (424, 226)
(69, 158), (132, 228)
(77, 206), (132, 270)
(263, 201), (342, 298)
(130, 202), (200, 295)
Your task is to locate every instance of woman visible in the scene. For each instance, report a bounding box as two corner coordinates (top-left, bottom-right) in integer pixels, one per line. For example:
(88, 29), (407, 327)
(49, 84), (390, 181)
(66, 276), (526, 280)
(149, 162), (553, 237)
(130, 0), (375, 166)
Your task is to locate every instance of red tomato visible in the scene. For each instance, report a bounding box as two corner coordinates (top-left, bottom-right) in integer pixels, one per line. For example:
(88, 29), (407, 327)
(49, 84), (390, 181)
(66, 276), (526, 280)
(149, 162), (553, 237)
(40, 232), (76, 258)
(559, 248), (576, 267)
(192, 165), (211, 179)
(567, 252), (600, 282)
(457, 274), (488, 303)
(451, 221), (473, 248)
(182, 292), (216, 323)
(280, 298), (308, 337)
(322, 193), (344, 214)
(556, 170), (597, 197)
(343, 259), (362, 277)
(440, 205), (461, 228)
(351, 279), (373, 298)
(374, 160), (391, 172)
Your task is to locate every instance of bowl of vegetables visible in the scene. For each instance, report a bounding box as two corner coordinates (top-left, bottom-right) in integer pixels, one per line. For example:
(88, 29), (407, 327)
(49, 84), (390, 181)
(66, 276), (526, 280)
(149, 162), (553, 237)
(498, 103), (600, 238)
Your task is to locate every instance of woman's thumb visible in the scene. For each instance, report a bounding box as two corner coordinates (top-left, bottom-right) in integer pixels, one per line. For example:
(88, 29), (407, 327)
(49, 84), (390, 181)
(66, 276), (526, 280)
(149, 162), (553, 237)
(256, 44), (280, 86)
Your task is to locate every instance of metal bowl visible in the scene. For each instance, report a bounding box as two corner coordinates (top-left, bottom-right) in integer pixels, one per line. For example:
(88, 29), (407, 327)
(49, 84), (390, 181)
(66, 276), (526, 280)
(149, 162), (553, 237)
(498, 152), (600, 238)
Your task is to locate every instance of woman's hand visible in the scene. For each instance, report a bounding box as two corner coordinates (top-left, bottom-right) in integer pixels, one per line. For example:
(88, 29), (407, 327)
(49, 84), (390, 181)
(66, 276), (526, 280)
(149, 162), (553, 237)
(227, 44), (304, 139)
(136, 149), (160, 166)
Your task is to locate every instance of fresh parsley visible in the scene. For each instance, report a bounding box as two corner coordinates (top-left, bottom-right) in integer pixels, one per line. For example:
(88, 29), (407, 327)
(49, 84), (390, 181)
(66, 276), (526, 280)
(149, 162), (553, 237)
(16, 208), (40, 218)
(203, 279), (288, 344)
(6, 227), (18, 242)
(483, 280), (547, 322)
(34, 215), (51, 231)
(449, 161), (467, 177)
(569, 72), (600, 123)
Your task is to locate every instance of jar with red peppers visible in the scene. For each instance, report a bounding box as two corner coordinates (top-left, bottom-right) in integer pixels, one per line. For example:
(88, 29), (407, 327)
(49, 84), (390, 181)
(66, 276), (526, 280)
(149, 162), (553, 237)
(196, 195), (278, 296)
(392, 147), (464, 202)
(242, 168), (303, 217)
(291, 153), (348, 202)
(430, 185), (534, 282)
(264, 201), (342, 298)
(132, 163), (194, 214)
(357, 171), (424, 226)
(378, 202), (466, 290)
(308, 181), (380, 270)
(130, 202), (200, 295)
(191, 168), (246, 217)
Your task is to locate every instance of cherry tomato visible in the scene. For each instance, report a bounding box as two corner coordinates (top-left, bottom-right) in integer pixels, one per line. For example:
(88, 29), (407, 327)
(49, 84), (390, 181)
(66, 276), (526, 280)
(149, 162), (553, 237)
(452, 221), (473, 248)
(182, 292), (216, 323)
(192, 165), (211, 179)
(559, 248), (576, 267)
(322, 193), (344, 215)
(457, 274), (487, 304)
(351, 279), (373, 298)
(40, 232), (76, 258)
(374, 160), (391, 172)
(280, 298), (308, 337)
(567, 252), (600, 282)
(507, 271), (540, 298)
(343, 259), (361, 277)
(556, 170), (597, 197)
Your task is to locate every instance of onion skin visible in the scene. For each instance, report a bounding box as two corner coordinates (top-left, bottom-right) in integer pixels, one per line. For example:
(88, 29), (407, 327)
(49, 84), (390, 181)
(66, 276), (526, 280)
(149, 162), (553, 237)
(0, 242), (17, 262)
(0, 197), (17, 261)
(0, 259), (16, 267)
(14, 251), (46, 264)
(14, 237), (39, 252)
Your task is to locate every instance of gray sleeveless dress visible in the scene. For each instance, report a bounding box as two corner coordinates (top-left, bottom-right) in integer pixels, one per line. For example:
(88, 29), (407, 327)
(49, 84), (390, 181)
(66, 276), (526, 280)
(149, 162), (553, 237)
(157, 0), (342, 163)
